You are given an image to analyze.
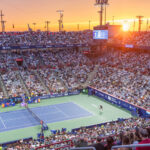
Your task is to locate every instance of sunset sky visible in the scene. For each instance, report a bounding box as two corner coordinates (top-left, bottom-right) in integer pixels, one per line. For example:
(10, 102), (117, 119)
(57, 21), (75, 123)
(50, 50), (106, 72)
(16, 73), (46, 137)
(0, 0), (150, 31)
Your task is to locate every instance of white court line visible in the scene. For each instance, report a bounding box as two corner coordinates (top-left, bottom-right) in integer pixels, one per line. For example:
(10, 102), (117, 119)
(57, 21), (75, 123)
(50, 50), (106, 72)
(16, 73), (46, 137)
(2, 106), (68, 122)
(3, 110), (61, 122)
(0, 122), (38, 131)
(71, 102), (94, 116)
(0, 102), (73, 115)
(54, 106), (69, 118)
(32, 110), (63, 119)
(92, 104), (98, 108)
(0, 117), (6, 129)
(28, 102), (73, 111)
(2, 115), (36, 122)
(1, 109), (27, 114)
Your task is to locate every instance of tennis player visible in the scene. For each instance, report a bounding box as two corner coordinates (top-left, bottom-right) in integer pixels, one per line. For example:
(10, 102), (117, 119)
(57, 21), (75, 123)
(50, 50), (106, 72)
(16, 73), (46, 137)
(99, 105), (103, 112)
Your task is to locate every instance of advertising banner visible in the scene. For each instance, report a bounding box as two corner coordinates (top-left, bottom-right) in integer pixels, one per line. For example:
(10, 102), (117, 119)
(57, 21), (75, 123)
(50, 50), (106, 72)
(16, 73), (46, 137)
(0, 44), (88, 51)
(88, 86), (149, 118)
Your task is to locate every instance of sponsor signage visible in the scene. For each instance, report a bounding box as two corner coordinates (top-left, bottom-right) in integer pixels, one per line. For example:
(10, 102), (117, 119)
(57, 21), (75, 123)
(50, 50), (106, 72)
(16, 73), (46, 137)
(88, 87), (149, 118)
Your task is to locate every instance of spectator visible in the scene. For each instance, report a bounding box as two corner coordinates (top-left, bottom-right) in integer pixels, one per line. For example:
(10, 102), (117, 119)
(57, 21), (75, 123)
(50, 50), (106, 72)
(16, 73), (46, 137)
(118, 136), (131, 150)
(136, 128), (150, 150)
(75, 137), (88, 148)
(132, 132), (141, 150)
(104, 136), (114, 150)
(92, 137), (105, 150)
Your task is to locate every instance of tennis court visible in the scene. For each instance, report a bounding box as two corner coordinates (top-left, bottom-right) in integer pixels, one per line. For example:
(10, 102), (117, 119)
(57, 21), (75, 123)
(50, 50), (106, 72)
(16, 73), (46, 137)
(0, 102), (92, 132)
(0, 94), (132, 143)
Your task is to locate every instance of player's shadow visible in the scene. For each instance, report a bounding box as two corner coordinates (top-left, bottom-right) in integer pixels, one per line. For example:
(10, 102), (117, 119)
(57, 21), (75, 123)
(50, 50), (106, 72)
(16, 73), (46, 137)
(99, 111), (103, 115)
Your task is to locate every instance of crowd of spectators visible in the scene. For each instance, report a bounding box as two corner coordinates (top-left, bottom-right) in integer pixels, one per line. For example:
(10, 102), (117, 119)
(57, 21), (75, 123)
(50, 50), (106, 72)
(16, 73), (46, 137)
(4, 118), (150, 150)
(1, 71), (24, 97)
(0, 31), (93, 47)
(0, 30), (150, 48)
(90, 49), (150, 110)
(0, 48), (93, 98)
(23, 51), (41, 68)
(123, 32), (150, 47)
(0, 47), (149, 111)
(0, 52), (20, 72)
(57, 49), (94, 87)
(0, 87), (4, 99)
(20, 70), (47, 96)
(38, 68), (66, 94)
(110, 31), (150, 47)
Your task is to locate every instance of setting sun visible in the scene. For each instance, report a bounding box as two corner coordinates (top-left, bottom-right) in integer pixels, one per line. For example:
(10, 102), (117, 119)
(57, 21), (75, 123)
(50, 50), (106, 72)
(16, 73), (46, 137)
(122, 23), (130, 31)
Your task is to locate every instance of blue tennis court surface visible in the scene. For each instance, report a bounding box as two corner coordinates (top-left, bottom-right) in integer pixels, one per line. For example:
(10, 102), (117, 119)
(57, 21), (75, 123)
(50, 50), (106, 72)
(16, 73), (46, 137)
(0, 102), (92, 132)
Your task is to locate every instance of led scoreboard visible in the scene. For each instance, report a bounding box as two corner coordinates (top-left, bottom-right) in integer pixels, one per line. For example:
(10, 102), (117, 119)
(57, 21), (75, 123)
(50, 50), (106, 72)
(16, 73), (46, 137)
(93, 30), (108, 40)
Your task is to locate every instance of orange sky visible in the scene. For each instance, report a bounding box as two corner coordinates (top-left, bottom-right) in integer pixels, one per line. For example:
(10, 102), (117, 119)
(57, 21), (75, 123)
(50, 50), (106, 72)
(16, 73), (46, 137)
(0, 0), (150, 31)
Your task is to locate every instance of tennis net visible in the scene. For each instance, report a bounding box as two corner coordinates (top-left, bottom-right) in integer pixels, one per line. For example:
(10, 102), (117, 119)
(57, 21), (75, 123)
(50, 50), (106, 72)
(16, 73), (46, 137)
(26, 106), (41, 123)
(26, 106), (48, 130)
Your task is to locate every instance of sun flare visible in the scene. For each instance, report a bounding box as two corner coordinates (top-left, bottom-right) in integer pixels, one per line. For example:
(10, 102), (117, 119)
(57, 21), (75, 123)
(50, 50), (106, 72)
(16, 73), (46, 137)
(122, 23), (130, 31)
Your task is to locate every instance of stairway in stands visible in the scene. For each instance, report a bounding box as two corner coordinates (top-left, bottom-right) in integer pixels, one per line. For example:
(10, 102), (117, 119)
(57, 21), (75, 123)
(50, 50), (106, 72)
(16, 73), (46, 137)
(16, 71), (30, 96)
(82, 64), (99, 88)
(54, 71), (68, 91)
(0, 73), (9, 98)
(33, 70), (50, 94)
(36, 52), (45, 67)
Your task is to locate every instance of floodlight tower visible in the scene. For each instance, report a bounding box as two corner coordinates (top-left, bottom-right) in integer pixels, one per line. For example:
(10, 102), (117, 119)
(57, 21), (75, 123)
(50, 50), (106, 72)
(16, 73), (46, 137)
(136, 16), (144, 32)
(77, 24), (80, 31)
(112, 16), (115, 25)
(95, 0), (109, 26)
(2, 21), (6, 32)
(146, 19), (149, 32)
(0, 10), (6, 32)
(45, 21), (50, 32)
(33, 23), (36, 31)
(89, 20), (91, 30)
(57, 10), (64, 32)
(104, 1), (109, 25)
(133, 20), (136, 32)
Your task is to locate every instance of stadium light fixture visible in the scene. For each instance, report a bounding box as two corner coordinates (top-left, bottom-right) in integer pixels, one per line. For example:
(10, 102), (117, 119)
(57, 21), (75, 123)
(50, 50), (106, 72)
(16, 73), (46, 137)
(94, 0), (109, 26)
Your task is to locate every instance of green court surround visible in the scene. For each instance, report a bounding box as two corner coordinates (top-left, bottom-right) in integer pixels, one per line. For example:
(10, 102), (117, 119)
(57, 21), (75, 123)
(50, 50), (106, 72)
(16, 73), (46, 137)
(0, 94), (132, 143)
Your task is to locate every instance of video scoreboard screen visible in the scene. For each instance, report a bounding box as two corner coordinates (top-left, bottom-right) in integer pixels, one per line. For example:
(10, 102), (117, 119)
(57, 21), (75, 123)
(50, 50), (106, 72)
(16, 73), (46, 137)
(125, 44), (134, 48)
(93, 30), (108, 40)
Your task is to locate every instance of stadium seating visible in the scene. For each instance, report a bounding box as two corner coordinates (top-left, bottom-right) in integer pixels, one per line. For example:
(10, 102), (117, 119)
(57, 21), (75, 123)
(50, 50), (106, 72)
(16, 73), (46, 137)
(0, 31), (150, 149)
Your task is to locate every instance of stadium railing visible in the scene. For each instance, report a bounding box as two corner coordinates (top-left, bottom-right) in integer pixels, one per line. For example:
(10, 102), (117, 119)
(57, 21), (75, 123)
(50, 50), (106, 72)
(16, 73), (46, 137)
(35, 140), (74, 150)
(111, 144), (150, 150)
